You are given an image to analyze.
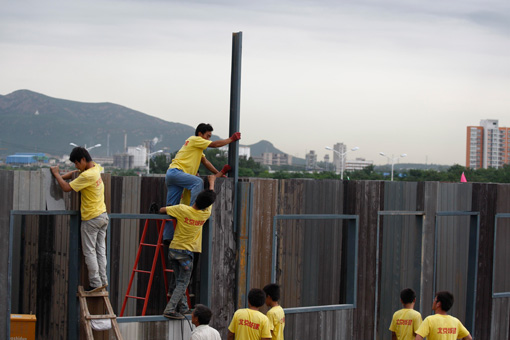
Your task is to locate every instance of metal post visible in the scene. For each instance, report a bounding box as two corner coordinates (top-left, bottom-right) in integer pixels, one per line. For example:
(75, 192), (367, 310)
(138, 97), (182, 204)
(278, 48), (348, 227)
(229, 31), (242, 232)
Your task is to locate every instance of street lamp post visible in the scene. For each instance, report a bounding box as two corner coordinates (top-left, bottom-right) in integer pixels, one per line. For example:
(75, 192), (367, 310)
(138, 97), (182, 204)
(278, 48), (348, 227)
(325, 146), (359, 180)
(379, 152), (407, 181)
(69, 142), (102, 151)
(147, 150), (163, 174)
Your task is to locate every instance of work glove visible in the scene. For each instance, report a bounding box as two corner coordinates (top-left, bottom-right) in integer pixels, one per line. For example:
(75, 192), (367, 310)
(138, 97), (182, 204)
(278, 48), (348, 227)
(221, 164), (232, 174)
(230, 132), (241, 142)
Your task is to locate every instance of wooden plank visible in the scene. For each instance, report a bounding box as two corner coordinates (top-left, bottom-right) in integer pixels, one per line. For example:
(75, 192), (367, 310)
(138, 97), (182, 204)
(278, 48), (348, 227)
(490, 297), (510, 339)
(471, 183), (497, 339)
(209, 177), (236, 339)
(0, 171), (14, 336)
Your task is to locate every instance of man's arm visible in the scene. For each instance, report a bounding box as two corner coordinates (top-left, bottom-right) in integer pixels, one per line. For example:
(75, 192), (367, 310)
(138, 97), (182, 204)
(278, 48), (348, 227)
(206, 175), (217, 191)
(61, 170), (79, 180)
(415, 335), (423, 340)
(208, 132), (241, 148)
(461, 335), (472, 340)
(391, 332), (397, 340)
(227, 331), (235, 340)
(50, 166), (74, 192)
(201, 157), (221, 175)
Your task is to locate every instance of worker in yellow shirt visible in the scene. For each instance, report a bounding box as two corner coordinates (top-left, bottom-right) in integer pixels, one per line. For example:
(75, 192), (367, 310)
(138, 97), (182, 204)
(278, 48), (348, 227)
(163, 123), (240, 244)
(161, 175), (219, 319)
(51, 146), (108, 292)
(263, 283), (285, 340)
(389, 288), (422, 340)
(415, 291), (472, 340)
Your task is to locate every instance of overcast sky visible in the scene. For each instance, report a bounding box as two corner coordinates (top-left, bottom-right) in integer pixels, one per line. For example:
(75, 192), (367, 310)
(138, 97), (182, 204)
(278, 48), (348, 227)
(1, 0), (510, 165)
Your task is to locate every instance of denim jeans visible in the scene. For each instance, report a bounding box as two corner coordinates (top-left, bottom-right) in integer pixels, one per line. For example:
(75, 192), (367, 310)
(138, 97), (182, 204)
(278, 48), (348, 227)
(81, 212), (109, 288)
(163, 249), (194, 314)
(163, 168), (204, 240)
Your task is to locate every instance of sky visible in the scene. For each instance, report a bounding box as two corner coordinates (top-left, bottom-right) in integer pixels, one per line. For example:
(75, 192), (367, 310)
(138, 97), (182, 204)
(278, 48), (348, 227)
(1, 0), (510, 165)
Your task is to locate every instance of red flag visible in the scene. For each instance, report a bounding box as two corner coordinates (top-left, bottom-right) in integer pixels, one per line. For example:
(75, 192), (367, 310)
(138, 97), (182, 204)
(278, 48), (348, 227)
(460, 172), (467, 183)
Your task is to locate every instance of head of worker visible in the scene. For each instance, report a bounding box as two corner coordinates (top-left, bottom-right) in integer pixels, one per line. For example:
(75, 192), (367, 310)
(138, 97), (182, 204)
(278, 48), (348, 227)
(195, 123), (214, 140)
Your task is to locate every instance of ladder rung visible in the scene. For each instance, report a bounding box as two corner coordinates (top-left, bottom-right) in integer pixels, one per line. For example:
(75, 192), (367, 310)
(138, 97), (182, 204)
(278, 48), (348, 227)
(86, 314), (117, 320)
(126, 295), (146, 301)
(134, 269), (151, 274)
(163, 269), (173, 273)
(140, 243), (157, 247)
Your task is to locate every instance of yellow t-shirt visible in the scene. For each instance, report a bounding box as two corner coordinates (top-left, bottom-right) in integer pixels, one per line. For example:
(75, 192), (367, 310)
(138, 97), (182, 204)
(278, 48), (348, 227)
(228, 308), (272, 340)
(166, 204), (212, 252)
(267, 305), (285, 340)
(169, 136), (212, 175)
(389, 308), (422, 340)
(69, 162), (106, 221)
(416, 314), (470, 340)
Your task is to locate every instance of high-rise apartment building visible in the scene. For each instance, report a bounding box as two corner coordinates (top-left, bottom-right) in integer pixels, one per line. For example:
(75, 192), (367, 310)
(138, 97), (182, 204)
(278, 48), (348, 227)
(466, 119), (510, 169)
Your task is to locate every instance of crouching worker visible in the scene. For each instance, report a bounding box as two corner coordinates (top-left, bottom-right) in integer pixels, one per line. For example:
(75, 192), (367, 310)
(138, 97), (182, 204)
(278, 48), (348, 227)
(160, 175), (218, 319)
(50, 146), (109, 292)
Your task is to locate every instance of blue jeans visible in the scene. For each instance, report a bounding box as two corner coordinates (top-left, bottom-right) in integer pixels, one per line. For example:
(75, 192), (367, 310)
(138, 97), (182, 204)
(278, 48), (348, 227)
(163, 249), (193, 314)
(164, 168), (204, 240)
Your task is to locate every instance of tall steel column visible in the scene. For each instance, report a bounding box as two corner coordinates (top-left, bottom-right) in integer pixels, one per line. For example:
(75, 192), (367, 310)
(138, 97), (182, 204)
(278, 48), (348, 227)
(229, 32), (242, 232)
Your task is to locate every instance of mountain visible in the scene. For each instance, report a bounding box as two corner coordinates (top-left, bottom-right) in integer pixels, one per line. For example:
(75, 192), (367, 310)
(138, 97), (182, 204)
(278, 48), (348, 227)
(0, 90), (297, 161)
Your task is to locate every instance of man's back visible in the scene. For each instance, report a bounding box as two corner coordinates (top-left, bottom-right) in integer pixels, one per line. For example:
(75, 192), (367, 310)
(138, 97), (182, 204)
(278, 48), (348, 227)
(228, 308), (271, 340)
(416, 314), (470, 340)
(389, 308), (422, 340)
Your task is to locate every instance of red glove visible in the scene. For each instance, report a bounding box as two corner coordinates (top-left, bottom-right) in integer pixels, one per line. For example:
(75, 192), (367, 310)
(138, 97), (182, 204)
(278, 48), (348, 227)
(230, 132), (241, 142)
(221, 164), (232, 174)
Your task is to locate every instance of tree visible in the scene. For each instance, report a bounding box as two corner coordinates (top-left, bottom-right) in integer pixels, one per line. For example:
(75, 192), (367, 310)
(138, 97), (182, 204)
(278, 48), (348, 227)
(150, 154), (171, 174)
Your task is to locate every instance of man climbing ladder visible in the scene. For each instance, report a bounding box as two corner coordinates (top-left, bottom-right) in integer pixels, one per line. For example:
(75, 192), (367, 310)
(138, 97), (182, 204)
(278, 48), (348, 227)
(163, 122), (240, 244)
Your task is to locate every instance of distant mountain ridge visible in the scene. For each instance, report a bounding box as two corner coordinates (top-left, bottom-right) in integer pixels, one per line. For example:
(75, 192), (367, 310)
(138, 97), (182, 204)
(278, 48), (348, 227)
(0, 90), (298, 161)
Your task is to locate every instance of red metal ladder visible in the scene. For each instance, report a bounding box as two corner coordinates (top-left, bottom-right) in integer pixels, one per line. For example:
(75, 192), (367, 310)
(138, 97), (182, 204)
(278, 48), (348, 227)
(120, 218), (177, 316)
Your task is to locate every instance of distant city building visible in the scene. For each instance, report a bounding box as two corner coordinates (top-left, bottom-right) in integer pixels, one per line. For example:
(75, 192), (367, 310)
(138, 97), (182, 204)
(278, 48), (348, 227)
(305, 150), (317, 170)
(6, 153), (48, 164)
(93, 157), (114, 165)
(219, 145), (251, 159)
(113, 153), (134, 170)
(345, 158), (373, 171)
(466, 119), (510, 169)
(254, 152), (292, 166)
(333, 143), (346, 174)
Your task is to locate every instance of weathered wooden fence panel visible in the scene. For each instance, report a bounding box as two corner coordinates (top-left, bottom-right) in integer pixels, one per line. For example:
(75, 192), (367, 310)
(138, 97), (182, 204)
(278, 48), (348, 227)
(4, 170), (510, 339)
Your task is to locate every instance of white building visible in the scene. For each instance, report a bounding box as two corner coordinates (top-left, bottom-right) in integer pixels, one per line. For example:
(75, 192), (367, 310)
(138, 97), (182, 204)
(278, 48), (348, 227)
(127, 146), (147, 168)
(219, 145), (251, 158)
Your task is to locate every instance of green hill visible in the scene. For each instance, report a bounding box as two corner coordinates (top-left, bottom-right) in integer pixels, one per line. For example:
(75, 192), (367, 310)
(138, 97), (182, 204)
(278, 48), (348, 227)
(0, 90), (300, 162)
(0, 89), (201, 157)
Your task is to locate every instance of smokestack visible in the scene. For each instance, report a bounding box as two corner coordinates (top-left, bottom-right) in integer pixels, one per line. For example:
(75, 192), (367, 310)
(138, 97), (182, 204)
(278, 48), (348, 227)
(124, 133), (127, 153)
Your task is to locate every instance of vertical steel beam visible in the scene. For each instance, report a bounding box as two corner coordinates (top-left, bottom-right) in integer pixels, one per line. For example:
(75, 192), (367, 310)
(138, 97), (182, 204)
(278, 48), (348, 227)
(68, 214), (80, 340)
(229, 31), (242, 233)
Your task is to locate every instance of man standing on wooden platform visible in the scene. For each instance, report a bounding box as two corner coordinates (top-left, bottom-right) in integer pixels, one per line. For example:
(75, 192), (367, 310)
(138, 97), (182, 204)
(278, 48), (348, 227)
(163, 122), (240, 244)
(51, 146), (109, 292)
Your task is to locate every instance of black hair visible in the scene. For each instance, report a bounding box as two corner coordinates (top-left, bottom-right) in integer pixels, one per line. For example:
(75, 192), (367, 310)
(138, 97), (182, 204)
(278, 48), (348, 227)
(263, 283), (281, 302)
(193, 304), (212, 325)
(69, 147), (92, 163)
(400, 288), (416, 304)
(248, 288), (266, 308)
(195, 123), (213, 136)
(436, 291), (454, 312)
(195, 189), (216, 210)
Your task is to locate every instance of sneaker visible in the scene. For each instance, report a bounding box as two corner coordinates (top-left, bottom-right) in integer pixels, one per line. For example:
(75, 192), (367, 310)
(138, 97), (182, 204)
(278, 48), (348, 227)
(163, 312), (185, 320)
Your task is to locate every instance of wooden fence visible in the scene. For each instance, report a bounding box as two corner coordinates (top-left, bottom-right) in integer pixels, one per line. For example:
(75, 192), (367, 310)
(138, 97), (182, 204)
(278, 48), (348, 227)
(1, 170), (509, 339)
